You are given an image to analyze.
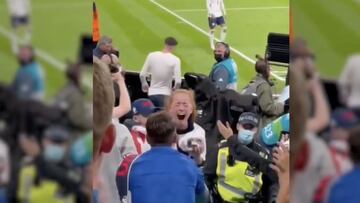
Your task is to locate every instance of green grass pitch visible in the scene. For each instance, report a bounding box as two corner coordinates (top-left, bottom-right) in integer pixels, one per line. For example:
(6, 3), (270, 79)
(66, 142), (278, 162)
(0, 0), (288, 98)
(0, 0), (91, 99)
(96, 0), (289, 91)
(292, 0), (360, 79)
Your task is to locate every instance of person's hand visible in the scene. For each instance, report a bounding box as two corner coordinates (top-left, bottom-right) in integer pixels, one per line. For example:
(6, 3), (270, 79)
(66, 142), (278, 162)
(304, 55), (317, 79)
(292, 57), (307, 76)
(142, 84), (149, 93)
(19, 135), (41, 157)
(111, 71), (124, 83)
(100, 54), (112, 65)
(270, 143), (289, 183)
(280, 133), (289, 143)
(270, 143), (290, 203)
(189, 145), (203, 165)
(217, 120), (233, 139)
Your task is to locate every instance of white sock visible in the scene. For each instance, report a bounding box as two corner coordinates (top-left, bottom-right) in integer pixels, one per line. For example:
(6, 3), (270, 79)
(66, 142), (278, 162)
(210, 30), (215, 50)
(220, 26), (227, 42)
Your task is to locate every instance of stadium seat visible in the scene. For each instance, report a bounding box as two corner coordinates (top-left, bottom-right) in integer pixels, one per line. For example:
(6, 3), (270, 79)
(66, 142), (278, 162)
(79, 35), (93, 65)
(266, 33), (289, 66)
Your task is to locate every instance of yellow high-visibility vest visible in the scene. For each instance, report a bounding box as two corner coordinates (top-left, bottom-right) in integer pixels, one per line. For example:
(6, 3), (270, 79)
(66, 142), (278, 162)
(18, 165), (74, 203)
(216, 147), (262, 203)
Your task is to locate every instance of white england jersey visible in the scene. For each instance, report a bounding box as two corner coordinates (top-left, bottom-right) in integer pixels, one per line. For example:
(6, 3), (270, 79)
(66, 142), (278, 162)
(207, 0), (226, 18)
(7, 0), (30, 17)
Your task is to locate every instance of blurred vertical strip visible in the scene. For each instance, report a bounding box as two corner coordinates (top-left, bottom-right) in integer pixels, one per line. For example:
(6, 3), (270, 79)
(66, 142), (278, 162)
(289, 8), (294, 43)
(93, 1), (100, 44)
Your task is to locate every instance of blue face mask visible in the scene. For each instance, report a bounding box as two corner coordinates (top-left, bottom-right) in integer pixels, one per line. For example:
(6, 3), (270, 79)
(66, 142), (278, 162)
(44, 144), (65, 162)
(237, 130), (255, 145)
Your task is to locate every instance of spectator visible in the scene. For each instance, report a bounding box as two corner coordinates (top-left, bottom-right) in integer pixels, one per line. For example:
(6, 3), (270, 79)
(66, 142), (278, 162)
(92, 57), (116, 203)
(339, 54), (360, 109)
(12, 45), (44, 101)
(209, 42), (238, 91)
(130, 98), (156, 154)
(53, 63), (92, 137)
(93, 57), (136, 203)
(327, 126), (360, 203)
(93, 36), (113, 59)
(140, 37), (181, 108)
(100, 46), (122, 76)
(270, 143), (290, 203)
(290, 43), (336, 203)
(166, 89), (206, 165)
(209, 112), (274, 202)
(18, 126), (88, 202)
(114, 98), (156, 203)
(290, 38), (330, 133)
(326, 109), (359, 175)
(128, 111), (208, 203)
(99, 119), (136, 203)
(242, 56), (284, 128)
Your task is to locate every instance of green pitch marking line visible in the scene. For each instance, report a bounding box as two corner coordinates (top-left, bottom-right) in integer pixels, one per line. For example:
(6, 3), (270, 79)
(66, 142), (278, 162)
(174, 6), (288, 12)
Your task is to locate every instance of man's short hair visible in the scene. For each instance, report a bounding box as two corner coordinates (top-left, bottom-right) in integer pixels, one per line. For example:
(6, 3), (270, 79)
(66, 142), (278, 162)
(97, 36), (112, 47)
(146, 111), (176, 146)
(164, 37), (178, 46)
(93, 57), (115, 154)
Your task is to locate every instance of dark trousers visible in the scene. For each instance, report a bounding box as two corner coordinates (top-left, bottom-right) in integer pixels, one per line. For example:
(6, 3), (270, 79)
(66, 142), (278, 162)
(149, 94), (168, 108)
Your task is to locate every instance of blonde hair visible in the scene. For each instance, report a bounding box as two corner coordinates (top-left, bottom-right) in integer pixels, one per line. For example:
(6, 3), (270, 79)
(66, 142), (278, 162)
(166, 89), (197, 123)
(93, 57), (114, 154)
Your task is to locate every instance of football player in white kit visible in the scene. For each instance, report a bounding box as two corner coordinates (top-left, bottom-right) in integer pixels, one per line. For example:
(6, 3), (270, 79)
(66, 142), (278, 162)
(6, 0), (31, 53)
(207, 0), (227, 50)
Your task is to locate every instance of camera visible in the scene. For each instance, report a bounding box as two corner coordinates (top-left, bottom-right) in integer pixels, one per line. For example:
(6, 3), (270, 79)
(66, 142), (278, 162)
(187, 139), (200, 149)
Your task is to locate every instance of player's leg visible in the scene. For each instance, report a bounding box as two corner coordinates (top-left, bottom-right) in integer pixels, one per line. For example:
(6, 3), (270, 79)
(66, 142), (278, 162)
(208, 17), (216, 50)
(218, 16), (227, 42)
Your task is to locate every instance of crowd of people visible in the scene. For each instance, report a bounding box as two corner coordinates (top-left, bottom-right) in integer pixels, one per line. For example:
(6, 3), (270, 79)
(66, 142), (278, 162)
(92, 35), (290, 203)
(290, 38), (360, 203)
(0, 43), (93, 203)
(1, 2), (93, 200)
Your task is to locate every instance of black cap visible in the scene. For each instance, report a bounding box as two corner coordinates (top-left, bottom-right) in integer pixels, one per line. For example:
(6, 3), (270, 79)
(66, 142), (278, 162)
(238, 112), (259, 127)
(44, 126), (70, 143)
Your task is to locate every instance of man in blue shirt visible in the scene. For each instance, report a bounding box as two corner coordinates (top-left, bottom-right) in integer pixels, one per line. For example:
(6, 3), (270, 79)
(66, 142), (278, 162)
(128, 112), (207, 203)
(327, 126), (360, 203)
(209, 42), (238, 91)
(12, 45), (44, 100)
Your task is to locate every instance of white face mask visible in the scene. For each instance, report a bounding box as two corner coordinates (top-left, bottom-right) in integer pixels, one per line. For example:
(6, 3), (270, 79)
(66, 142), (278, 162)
(43, 144), (66, 163)
(237, 130), (255, 145)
